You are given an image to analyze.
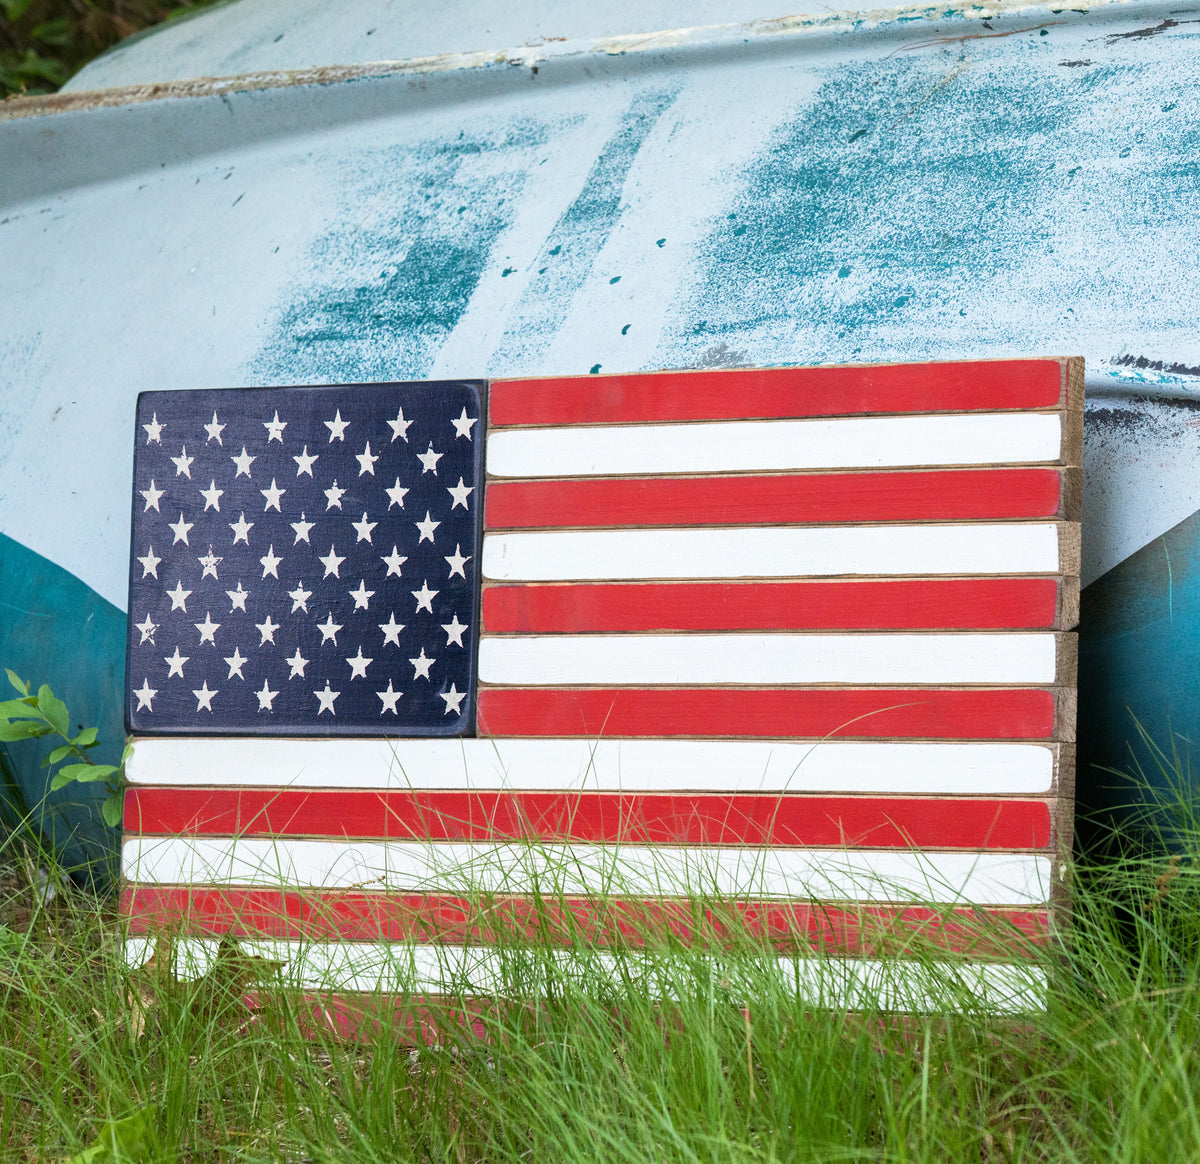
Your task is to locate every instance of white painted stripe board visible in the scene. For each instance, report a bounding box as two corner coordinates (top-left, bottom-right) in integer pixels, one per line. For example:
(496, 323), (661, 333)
(123, 837), (1050, 905)
(478, 633), (1058, 686)
(125, 738), (1055, 795)
(485, 414), (1063, 477)
(123, 937), (1046, 1014)
(480, 524), (1060, 581)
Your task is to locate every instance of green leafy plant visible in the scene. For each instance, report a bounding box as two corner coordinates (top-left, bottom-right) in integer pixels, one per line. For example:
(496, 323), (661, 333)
(0, 670), (128, 828)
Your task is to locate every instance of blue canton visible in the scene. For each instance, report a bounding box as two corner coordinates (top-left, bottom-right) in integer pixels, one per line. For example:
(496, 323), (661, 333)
(126, 382), (483, 736)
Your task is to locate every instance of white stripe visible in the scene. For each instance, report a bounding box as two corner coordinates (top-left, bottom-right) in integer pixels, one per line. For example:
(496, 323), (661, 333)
(123, 837), (1050, 905)
(480, 524), (1060, 581)
(478, 633), (1057, 685)
(126, 737), (1054, 795)
(486, 413), (1063, 477)
(123, 937), (1045, 1014)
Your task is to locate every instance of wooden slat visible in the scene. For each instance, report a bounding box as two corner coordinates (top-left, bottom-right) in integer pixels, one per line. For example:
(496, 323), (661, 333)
(485, 414), (1065, 478)
(481, 578), (1066, 632)
(475, 687), (1067, 740)
(484, 468), (1065, 529)
(480, 523), (1068, 581)
(124, 737), (1062, 796)
(124, 787), (1053, 849)
(488, 359), (1070, 427)
(120, 886), (1050, 957)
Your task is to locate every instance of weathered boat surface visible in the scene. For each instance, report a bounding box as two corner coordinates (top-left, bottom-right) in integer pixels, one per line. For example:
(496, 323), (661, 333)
(2, 0), (1198, 868)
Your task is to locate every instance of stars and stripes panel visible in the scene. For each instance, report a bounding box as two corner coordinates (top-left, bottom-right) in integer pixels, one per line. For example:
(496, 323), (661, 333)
(121, 359), (1081, 1009)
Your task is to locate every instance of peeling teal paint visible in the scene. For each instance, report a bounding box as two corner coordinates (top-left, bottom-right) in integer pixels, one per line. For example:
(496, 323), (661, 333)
(491, 86), (679, 372)
(252, 122), (553, 383)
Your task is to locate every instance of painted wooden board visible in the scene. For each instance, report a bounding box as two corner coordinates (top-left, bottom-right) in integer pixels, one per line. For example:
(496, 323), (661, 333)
(121, 357), (1082, 1012)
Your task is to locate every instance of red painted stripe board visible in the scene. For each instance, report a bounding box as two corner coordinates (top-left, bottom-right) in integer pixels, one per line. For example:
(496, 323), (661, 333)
(124, 788), (1051, 849)
(482, 578), (1060, 633)
(120, 886), (1049, 956)
(476, 688), (1058, 739)
(489, 360), (1064, 427)
(484, 469), (1062, 528)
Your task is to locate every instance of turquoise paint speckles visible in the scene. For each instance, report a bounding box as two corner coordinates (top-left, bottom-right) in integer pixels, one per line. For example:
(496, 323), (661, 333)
(251, 122), (553, 385)
(653, 37), (1200, 372)
(0, 531), (125, 880)
(490, 86), (680, 373)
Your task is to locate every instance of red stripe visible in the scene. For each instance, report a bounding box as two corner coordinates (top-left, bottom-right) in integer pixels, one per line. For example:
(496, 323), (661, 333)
(124, 787), (1051, 849)
(476, 688), (1058, 739)
(489, 361), (1064, 427)
(121, 886), (1048, 956)
(484, 469), (1061, 528)
(482, 578), (1060, 633)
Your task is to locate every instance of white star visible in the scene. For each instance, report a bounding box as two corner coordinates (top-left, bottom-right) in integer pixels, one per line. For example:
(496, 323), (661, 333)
(348, 580), (375, 610)
(137, 546), (161, 579)
(197, 547), (223, 580)
(447, 478), (473, 511)
(385, 478), (409, 509)
(444, 544), (470, 579)
(409, 647), (435, 680)
(133, 678), (157, 711)
(378, 613), (405, 647)
(231, 447), (256, 477)
(351, 513), (377, 543)
(171, 446), (194, 478)
(256, 679), (278, 712)
(164, 647), (189, 677)
(381, 546), (407, 577)
(193, 681), (217, 712)
(441, 614), (468, 647)
(415, 511), (440, 544)
(387, 407), (413, 442)
(318, 545), (345, 578)
(263, 410), (287, 442)
(229, 512), (254, 545)
(293, 445), (318, 476)
(376, 680), (402, 715)
(260, 545), (282, 578)
(417, 443), (443, 475)
(166, 581), (192, 612)
(324, 480), (346, 510)
(355, 441), (379, 476)
(226, 581), (250, 612)
(140, 480), (163, 512)
(204, 411), (225, 445)
(439, 683), (466, 716)
(168, 512), (194, 545)
(324, 409), (349, 442)
(314, 682), (340, 715)
(143, 413), (164, 444)
(260, 478), (286, 512)
(288, 582), (313, 613)
(255, 614), (280, 645)
(285, 649), (309, 679)
(224, 647), (248, 680)
(346, 646), (373, 679)
(199, 480), (224, 512)
(135, 614), (158, 645)
(411, 580), (438, 614)
(451, 407), (478, 440)
(317, 613), (343, 644)
(194, 612), (220, 645)
(291, 513), (315, 544)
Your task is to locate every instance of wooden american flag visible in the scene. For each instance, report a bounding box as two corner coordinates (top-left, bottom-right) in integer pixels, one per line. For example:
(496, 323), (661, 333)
(122, 358), (1080, 1014)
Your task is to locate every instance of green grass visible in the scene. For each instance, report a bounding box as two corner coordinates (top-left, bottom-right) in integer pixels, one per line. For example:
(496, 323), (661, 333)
(3, 810), (1200, 1162)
